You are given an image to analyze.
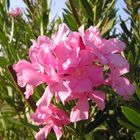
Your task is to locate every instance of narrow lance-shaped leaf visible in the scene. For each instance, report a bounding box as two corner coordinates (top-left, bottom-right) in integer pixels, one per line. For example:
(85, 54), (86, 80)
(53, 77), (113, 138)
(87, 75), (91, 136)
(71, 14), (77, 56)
(122, 106), (140, 128)
(118, 119), (140, 132)
(80, 0), (93, 21)
(134, 132), (140, 140)
(135, 83), (140, 101)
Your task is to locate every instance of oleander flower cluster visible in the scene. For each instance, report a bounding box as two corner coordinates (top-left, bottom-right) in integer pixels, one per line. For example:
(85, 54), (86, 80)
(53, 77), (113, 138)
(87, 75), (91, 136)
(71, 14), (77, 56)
(13, 24), (135, 140)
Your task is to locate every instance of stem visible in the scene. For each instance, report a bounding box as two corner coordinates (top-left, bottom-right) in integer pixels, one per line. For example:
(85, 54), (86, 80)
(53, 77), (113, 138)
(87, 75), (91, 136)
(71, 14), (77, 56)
(40, 20), (44, 35)
(101, 17), (109, 35)
(79, 121), (86, 140)
(93, 6), (97, 25)
(7, 65), (36, 112)
(10, 17), (14, 43)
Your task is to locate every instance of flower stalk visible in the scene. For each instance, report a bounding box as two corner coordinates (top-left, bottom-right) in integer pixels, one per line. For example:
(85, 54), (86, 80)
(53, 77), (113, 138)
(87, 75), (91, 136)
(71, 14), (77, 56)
(9, 17), (14, 43)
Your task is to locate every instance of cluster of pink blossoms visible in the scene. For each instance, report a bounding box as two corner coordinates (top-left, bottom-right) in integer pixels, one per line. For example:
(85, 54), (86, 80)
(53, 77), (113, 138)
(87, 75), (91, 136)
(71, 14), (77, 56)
(13, 24), (135, 140)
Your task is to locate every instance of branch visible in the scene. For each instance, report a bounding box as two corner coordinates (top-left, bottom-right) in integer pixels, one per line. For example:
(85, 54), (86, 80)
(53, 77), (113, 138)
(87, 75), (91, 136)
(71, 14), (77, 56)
(7, 65), (36, 112)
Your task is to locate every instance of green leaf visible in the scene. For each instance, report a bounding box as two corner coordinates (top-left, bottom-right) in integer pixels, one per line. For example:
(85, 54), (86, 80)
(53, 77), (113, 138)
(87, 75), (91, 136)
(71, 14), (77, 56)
(84, 114), (108, 134)
(101, 18), (115, 35)
(135, 84), (140, 100)
(6, 0), (10, 10)
(120, 18), (131, 37)
(0, 57), (7, 68)
(80, 0), (93, 21)
(21, 120), (39, 132)
(65, 126), (79, 138)
(63, 13), (78, 31)
(118, 119), (140, 132)
(122, 106), (140, 128)
(127, 51), (134, 65)
(47, 132), (57, 140)
(0, 28), (7, 45)
(134, 132), (140, 140)
(8, 43), (19, 61)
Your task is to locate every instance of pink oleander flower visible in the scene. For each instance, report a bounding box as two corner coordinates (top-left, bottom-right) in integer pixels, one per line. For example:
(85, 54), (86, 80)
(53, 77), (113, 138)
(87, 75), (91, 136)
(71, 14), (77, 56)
(31, 104), (70, 140)
(9, 7), (22, 17)
(13, 23), (135, 133)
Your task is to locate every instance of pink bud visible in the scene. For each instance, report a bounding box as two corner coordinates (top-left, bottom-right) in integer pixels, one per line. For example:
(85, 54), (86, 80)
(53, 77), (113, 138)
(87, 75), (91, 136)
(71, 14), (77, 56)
(9, 7), (21, 17)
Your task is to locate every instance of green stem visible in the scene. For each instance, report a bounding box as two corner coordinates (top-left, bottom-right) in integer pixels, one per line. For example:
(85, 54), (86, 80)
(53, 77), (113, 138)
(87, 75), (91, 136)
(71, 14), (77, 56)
(10, 17), (14, 43)
(93, 5), (96, 25)
(79, 121), (86, 140)
(40, 20), (44, 35)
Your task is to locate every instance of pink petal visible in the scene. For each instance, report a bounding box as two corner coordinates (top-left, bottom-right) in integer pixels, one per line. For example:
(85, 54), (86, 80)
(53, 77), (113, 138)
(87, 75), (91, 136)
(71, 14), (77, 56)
(53, 126), (62, 140)
(70, 95), (89, 122)
(44, 66), (59, 83)
(62, 58), (71, 70)
(100, 38), (126, 54)
(35, 124), (53, 140)
(90, 48), (108, 65)
(110, 64), (129, 76)
(84, 26), (102, 46)
(13, 60), (34, 72)
(78, 25), (85, 35)
(87, 65), (104, 87)
(38, 36), (50, 45)
(53, 24), (69, 45)
(17, 74), (26, 87)
(107, 54), (130, 75)
(66, 32), (85, 49)
(89, 91), (105, 110)
(67, 76), (93, 93)
(54, 81), (71, 104)
(36, 86), (54, 106)
(54, 41), (71, 63)
(37, 46), (57, 67)
(112, 77), (135, 98)
(56, 111), (70, 125)
(107, 54), (129, 68)
(24, 85), (33, 99)
(13, 60), (44, 87)
(79, 50), (95, 66)
(22, 69), (43, 86)
(29, 36), (55, 63)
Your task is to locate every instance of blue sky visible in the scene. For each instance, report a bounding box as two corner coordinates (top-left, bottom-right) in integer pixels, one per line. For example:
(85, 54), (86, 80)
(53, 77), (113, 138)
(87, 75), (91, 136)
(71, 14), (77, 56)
(115, 0), (130, 33)
(10, 0), (129, 32)
(10, 0), (67, 20)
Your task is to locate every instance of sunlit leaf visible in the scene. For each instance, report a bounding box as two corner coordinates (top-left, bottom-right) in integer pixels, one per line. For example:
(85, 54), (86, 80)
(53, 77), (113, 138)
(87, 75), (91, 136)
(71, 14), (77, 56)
(122, 106), (140, 128)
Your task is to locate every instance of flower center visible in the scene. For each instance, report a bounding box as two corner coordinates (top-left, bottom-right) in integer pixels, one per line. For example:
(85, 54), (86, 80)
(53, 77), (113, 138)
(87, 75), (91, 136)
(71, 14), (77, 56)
(74, 68), (83, 77)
